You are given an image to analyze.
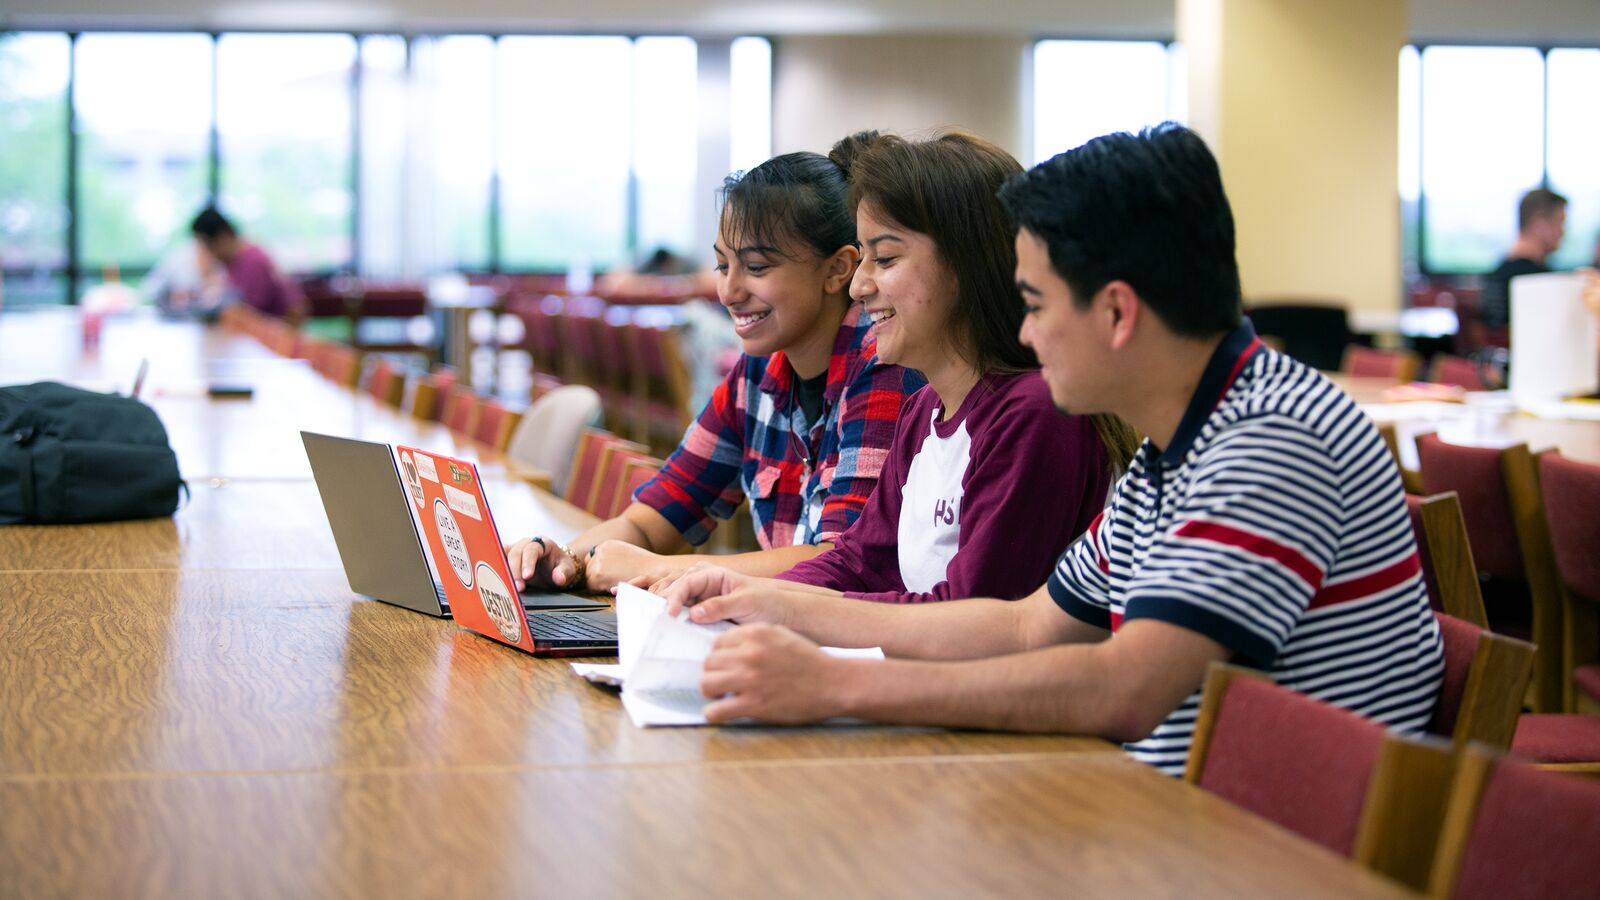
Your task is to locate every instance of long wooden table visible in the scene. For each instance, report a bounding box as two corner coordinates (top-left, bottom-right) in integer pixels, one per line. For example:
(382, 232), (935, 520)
(0, 309), (1415, 898)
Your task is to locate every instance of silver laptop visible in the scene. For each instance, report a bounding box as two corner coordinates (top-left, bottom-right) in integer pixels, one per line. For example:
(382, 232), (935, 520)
(301, 431), (606, 617)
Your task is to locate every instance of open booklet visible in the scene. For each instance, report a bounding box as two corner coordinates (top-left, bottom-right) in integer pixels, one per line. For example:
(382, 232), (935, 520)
(572, 584), (884, 727)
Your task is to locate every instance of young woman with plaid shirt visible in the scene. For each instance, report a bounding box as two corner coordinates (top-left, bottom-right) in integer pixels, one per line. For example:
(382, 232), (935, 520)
(507, 145), (925, 593)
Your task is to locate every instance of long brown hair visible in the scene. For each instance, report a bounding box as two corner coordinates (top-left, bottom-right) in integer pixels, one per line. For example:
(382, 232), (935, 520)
(842, 129), (1138, 473)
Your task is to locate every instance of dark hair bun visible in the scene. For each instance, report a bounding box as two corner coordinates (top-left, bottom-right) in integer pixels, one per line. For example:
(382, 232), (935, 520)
(828, 130), (881, 179)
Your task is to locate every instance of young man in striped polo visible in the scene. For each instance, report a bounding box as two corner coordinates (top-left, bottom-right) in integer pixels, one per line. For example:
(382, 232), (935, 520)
(658, 123), (1444, 776)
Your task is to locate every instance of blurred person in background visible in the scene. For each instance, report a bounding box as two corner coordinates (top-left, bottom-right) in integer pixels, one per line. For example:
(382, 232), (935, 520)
(190, 205), (302, 319)
(1480, 188), (1567, 332)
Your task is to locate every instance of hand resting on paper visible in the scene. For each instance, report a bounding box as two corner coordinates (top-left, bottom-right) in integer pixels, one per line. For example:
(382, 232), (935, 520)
(655, 565), (797, 627)
(700, 623), (856, 725)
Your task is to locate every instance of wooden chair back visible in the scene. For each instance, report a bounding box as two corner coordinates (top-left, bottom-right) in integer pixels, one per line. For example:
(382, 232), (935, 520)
(1428, 744), (1600, 899)
(1428, 611), (1535, 750)
(472, 400), (522, 452)
(1540, 454), (1600, 712)
(584, 441), (650, 517)
(1187, 663), (1456, 891)
(366, 358), (405, 407)
(1417, 435), (1565, 711)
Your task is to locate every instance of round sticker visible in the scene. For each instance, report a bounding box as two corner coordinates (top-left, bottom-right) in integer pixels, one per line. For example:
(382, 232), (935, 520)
(433, 498), (473, 589)
(476, 562), (522, 644)
(399, 451), (424, 509)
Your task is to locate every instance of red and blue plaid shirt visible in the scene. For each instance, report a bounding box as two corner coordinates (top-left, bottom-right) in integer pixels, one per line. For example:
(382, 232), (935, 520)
(635, 301), (924, 549)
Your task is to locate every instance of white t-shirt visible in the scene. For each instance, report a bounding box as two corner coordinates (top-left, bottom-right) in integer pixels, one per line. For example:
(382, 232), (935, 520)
(896, 408), (972, 592)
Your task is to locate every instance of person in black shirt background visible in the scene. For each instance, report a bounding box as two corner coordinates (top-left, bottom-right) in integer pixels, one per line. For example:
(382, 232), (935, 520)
(1480, 188), (1567, 333)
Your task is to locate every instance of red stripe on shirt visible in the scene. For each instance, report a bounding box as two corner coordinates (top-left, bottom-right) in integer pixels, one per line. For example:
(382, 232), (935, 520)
(1174, 519), (1324, 590)
(1309, 553), (1421, 609)
(1086, 511), (1111, 573)
(1217, 338), (1263, 406)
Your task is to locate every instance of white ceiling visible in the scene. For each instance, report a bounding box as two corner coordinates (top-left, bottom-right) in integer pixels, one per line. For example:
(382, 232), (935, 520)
(3, 0), (1598, 44)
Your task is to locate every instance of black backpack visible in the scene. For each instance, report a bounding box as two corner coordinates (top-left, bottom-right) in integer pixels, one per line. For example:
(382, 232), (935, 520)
(0, 381), (184, 524)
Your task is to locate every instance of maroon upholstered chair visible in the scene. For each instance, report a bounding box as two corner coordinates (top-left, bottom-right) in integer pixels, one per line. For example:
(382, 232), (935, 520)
(1431, 745), (1600, 899)
(1342, 345), (1422, 382)
(1428, 612), (1534, 750)
(442, 386), (481, 437)
(1186, 666), (1389, 855)
(620, 458), (659, 513)
(1416, 434), (1565, 712)
(1186, 664), (1463, 890)
(590, 447), (652, 519)
(1416, 435), (1524, 583)
(471, 400), (520, 452)
(1541, 454), (1600, 711)
(566, 428), (638, 512)
(365, 358), (405, 407)
(1511, 714), (1600, 765)
(1427, 354), (1491, 391)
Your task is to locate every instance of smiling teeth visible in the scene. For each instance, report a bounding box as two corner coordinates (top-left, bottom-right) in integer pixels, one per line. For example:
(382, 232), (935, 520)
(868, 309), (896, 324)
(733, 311), (771, 327)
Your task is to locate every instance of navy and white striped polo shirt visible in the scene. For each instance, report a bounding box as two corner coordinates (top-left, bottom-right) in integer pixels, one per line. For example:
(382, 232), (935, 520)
(1050, 321), (1444, 776)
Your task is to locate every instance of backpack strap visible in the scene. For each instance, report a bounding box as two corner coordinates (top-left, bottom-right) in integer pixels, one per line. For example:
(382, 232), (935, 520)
(12, 425), (36, 521)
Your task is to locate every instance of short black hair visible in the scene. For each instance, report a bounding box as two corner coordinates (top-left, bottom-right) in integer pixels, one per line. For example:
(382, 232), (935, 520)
(190, 206), (237, 240)
(998, 122), (1242, 338)
(1518, 187), (1567, 232)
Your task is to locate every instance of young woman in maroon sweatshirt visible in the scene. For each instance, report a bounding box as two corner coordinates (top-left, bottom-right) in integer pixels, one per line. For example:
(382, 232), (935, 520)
(656, 131), (1136, 605)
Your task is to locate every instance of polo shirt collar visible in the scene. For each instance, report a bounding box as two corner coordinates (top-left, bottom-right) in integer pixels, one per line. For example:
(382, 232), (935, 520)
(1157, 319), (1262, 466)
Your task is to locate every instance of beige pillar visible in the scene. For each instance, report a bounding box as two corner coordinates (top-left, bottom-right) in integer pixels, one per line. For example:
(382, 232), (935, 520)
(1178, 0), (1405, 315)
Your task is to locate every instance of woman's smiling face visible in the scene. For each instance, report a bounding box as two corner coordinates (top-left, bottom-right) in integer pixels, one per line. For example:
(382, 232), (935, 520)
(713, 226), (854, 364)
(850, 203), (961, 373)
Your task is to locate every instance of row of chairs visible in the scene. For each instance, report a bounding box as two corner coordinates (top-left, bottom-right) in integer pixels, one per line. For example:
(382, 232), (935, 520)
(1188, 660), (1599, 898)
(1407, 438), (1600, 717)
(1343, 345), (1494, 390)
(298, 278), (436, 361)
(1400, 451), (1600, 768)
(507, 294), (695, 456)
(565, 429), (664, 519)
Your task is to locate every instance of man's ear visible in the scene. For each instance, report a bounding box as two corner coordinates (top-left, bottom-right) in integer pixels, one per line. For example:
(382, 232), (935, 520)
(823, 244), (862, 294)
(1100, 280), (1141, 351)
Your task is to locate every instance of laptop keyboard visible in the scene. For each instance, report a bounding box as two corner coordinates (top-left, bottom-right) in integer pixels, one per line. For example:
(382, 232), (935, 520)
(525, 611), (618, 643)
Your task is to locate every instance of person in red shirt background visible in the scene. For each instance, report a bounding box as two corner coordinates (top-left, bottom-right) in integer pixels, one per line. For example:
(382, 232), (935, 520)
(189, 206), (303, 319)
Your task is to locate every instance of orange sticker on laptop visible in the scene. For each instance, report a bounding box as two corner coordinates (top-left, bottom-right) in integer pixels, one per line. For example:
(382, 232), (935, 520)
(399, 444), (536, 653)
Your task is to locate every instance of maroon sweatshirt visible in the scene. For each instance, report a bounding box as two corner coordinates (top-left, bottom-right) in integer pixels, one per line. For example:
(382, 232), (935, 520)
(779, 371), (1110, 603)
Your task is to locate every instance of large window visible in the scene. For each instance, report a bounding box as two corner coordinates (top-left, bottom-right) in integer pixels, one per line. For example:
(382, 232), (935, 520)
(632, 37), (699, 261)
(217, 34), (356, 273)
(1546, 49), (1600, 271)
(498, 36), (634, 271)
(728, 37), (772, 176)
(1408, 44), (1600, 274)
(1031, 39), (1186, 165)
(1418, 46), (1545, 273)
(0, 30), (769, 307)
(410, 35), (494, 273)
(358, 35), (408, 279)
(0, 32), (69, 306)
(74, 33), (213, 274)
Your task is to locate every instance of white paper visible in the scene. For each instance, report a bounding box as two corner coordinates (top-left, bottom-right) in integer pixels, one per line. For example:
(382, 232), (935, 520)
(572, 583), (884, 727)
(1510, 272), (1599, 403)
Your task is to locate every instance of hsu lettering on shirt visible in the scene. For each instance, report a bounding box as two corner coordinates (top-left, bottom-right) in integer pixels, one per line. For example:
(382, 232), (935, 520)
(933, 497), (958, 528)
